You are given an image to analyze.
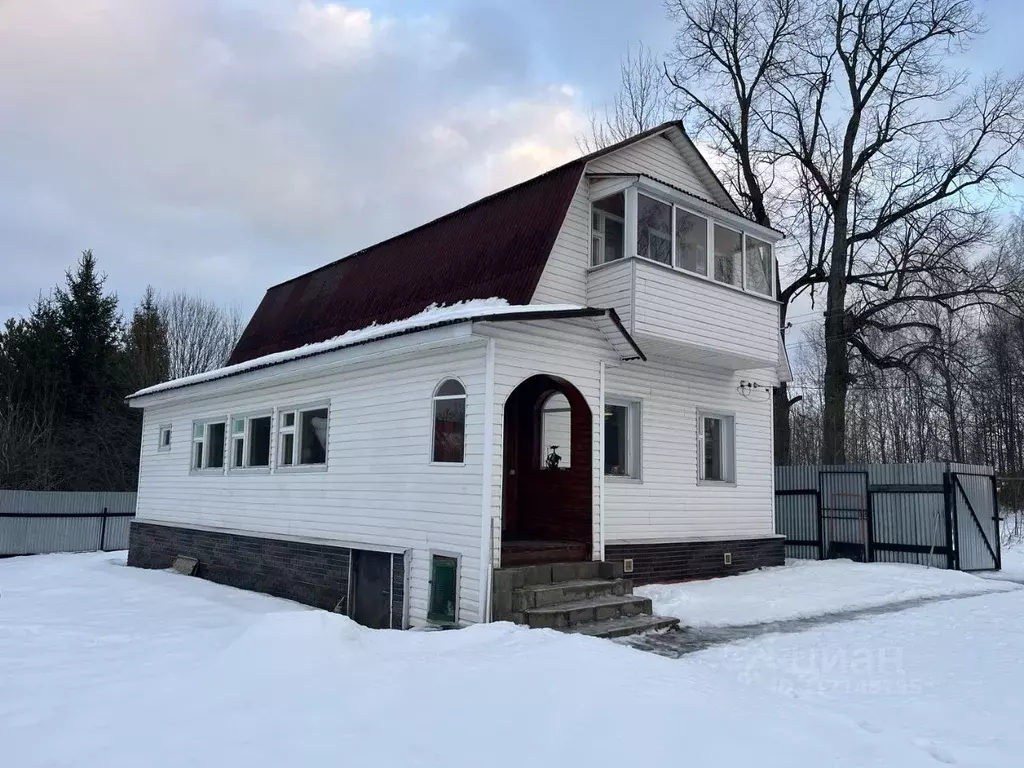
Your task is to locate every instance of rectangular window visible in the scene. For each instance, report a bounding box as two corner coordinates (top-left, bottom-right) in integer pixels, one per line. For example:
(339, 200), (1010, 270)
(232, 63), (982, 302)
(713, 224), (743, 288)
(206, 422), (225, 469)
(744, 234), (773, 296)
(674, 208), (709, 275)
(698, 412), (735, 483)
(604, 399), (641, 478)
(158, 425), (172, 452)
(427, 554), (458, 624)
(591, 192), (626, 265)
(299, 408), (329, 464)
(637, 193), (672, 265)
(192, 422), (204, 470)
(248, 416), (272, 467)
(278, 406), (329, 467)
(227, 415), (272, 470)
(191, 420), (225, 471)
(231, 419), (245, 468)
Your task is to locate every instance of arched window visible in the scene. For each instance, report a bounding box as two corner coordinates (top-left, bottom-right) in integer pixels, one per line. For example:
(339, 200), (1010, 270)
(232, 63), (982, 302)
(540, 392), (571, 469)
(432, 379), (466, 463)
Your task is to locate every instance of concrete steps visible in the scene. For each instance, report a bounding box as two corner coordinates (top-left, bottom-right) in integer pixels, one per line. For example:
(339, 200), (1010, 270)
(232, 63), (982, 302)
(568, 614), (681, 639)
(526, 594), (653, 629)
(492, 560), (680, 638)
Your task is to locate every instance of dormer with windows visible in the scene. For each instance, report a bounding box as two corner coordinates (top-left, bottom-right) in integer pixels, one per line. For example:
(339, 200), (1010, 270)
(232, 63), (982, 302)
(585, 174), (782, 371)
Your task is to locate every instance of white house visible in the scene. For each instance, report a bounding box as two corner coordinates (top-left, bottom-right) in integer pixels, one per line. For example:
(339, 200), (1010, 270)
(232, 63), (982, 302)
(127, 122), (789, 635)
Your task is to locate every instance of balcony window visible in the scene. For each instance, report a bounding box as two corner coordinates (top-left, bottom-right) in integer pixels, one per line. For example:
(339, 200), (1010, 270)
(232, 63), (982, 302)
(745, 235), (773, 296)
(674, 208), (709, 275)
(637, 194), (672, 265)
(591, 193), (625, 266)
(713, 224), (743, 288)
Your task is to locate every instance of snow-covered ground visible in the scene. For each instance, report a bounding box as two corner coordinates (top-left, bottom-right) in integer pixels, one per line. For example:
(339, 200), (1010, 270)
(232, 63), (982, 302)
(637, 558), (1017, 627)
(3, 552), (1024, 767)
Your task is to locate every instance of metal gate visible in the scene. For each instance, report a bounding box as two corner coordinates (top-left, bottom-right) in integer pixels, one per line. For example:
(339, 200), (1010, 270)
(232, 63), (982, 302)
(819, 471), (871, 562)
(950, 469), (1001, 571)
(775, 463), (1000, 571)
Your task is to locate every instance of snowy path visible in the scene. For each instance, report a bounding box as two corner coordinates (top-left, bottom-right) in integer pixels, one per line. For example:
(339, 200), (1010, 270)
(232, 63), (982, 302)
(623, 587), (1007, 657)
(2, 552), (1023, 767)
(636, 557), (1017, 628)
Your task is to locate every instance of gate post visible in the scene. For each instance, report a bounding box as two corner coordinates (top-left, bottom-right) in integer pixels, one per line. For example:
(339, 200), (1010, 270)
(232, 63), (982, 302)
(992, 472), (1002, 571)
(865, 480), (876, 563)
(942, 471), (955, 570)
(814, 488), (823, 560)
(99, 507), (108, 552)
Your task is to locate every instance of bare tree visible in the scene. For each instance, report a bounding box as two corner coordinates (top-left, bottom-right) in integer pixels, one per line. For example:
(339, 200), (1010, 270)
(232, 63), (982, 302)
(666, 0), (1024, 463)
(578, 43), (671, 152)
(768, 0), (1024, 462)
(159, 292), (243, 379)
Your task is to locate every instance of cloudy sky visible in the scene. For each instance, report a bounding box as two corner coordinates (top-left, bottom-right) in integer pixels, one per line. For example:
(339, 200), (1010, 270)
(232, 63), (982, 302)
(1, 0), (1020, 324)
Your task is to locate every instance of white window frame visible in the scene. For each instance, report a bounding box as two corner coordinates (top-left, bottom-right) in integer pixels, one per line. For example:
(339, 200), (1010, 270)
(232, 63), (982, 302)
(712, 222), (745, 290)
(227, 413), (273, 473)
(598, 181), (775, 301)
(590, 194), (626, 266)
(275, 403), (330, 472)
(697, 409), (736, 485)
(636, 193), (673, 266)
(430, 377), (468, 466)
(157, 424), (172, 452)
(604, 397), (642, 481)
(190, 418), (227, 474)
(743, 232), (774, 296)
(673, 204), (711, 277)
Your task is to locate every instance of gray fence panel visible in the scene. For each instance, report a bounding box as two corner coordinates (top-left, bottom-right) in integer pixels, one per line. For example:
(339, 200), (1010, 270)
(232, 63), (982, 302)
(774, 463), (998, 571)
(775, 490), (819, 559)
(0, 491), (137, 555)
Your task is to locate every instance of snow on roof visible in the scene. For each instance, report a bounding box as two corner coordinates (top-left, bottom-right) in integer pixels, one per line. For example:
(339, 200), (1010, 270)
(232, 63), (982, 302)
(128, 299), (587, 401)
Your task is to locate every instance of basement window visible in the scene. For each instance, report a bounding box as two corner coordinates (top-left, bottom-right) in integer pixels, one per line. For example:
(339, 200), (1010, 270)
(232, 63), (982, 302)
(427, 554), (459, 624)
(591, 192), (626, 266)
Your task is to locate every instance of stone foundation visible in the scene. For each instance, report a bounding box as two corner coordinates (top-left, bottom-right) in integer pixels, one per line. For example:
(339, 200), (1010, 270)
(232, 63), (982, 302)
(128, 520), (405, 628)
(604, 536), (784, 584)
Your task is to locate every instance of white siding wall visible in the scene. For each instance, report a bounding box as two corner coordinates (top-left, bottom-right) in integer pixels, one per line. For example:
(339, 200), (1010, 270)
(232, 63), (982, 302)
(633, 259), (779, 367)
(531, 175), (590, 305)
(586, 259), (634, 331)
(603, 357), (775, 542)
(587, 133), (715, 199)
(135, 341), (488, 627)
(477, 320), (618, 567)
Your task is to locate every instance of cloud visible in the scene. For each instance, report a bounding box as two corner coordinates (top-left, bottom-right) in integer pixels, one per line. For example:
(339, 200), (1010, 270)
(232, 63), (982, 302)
(0, 0), (587, 320)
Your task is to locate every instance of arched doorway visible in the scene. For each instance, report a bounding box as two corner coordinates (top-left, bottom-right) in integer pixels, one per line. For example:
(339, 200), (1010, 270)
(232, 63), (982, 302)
(501, 374), (593, 566)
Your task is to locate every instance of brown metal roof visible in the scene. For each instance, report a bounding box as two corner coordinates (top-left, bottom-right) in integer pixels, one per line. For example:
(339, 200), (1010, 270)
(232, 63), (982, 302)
(228, 122), (697, 365)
